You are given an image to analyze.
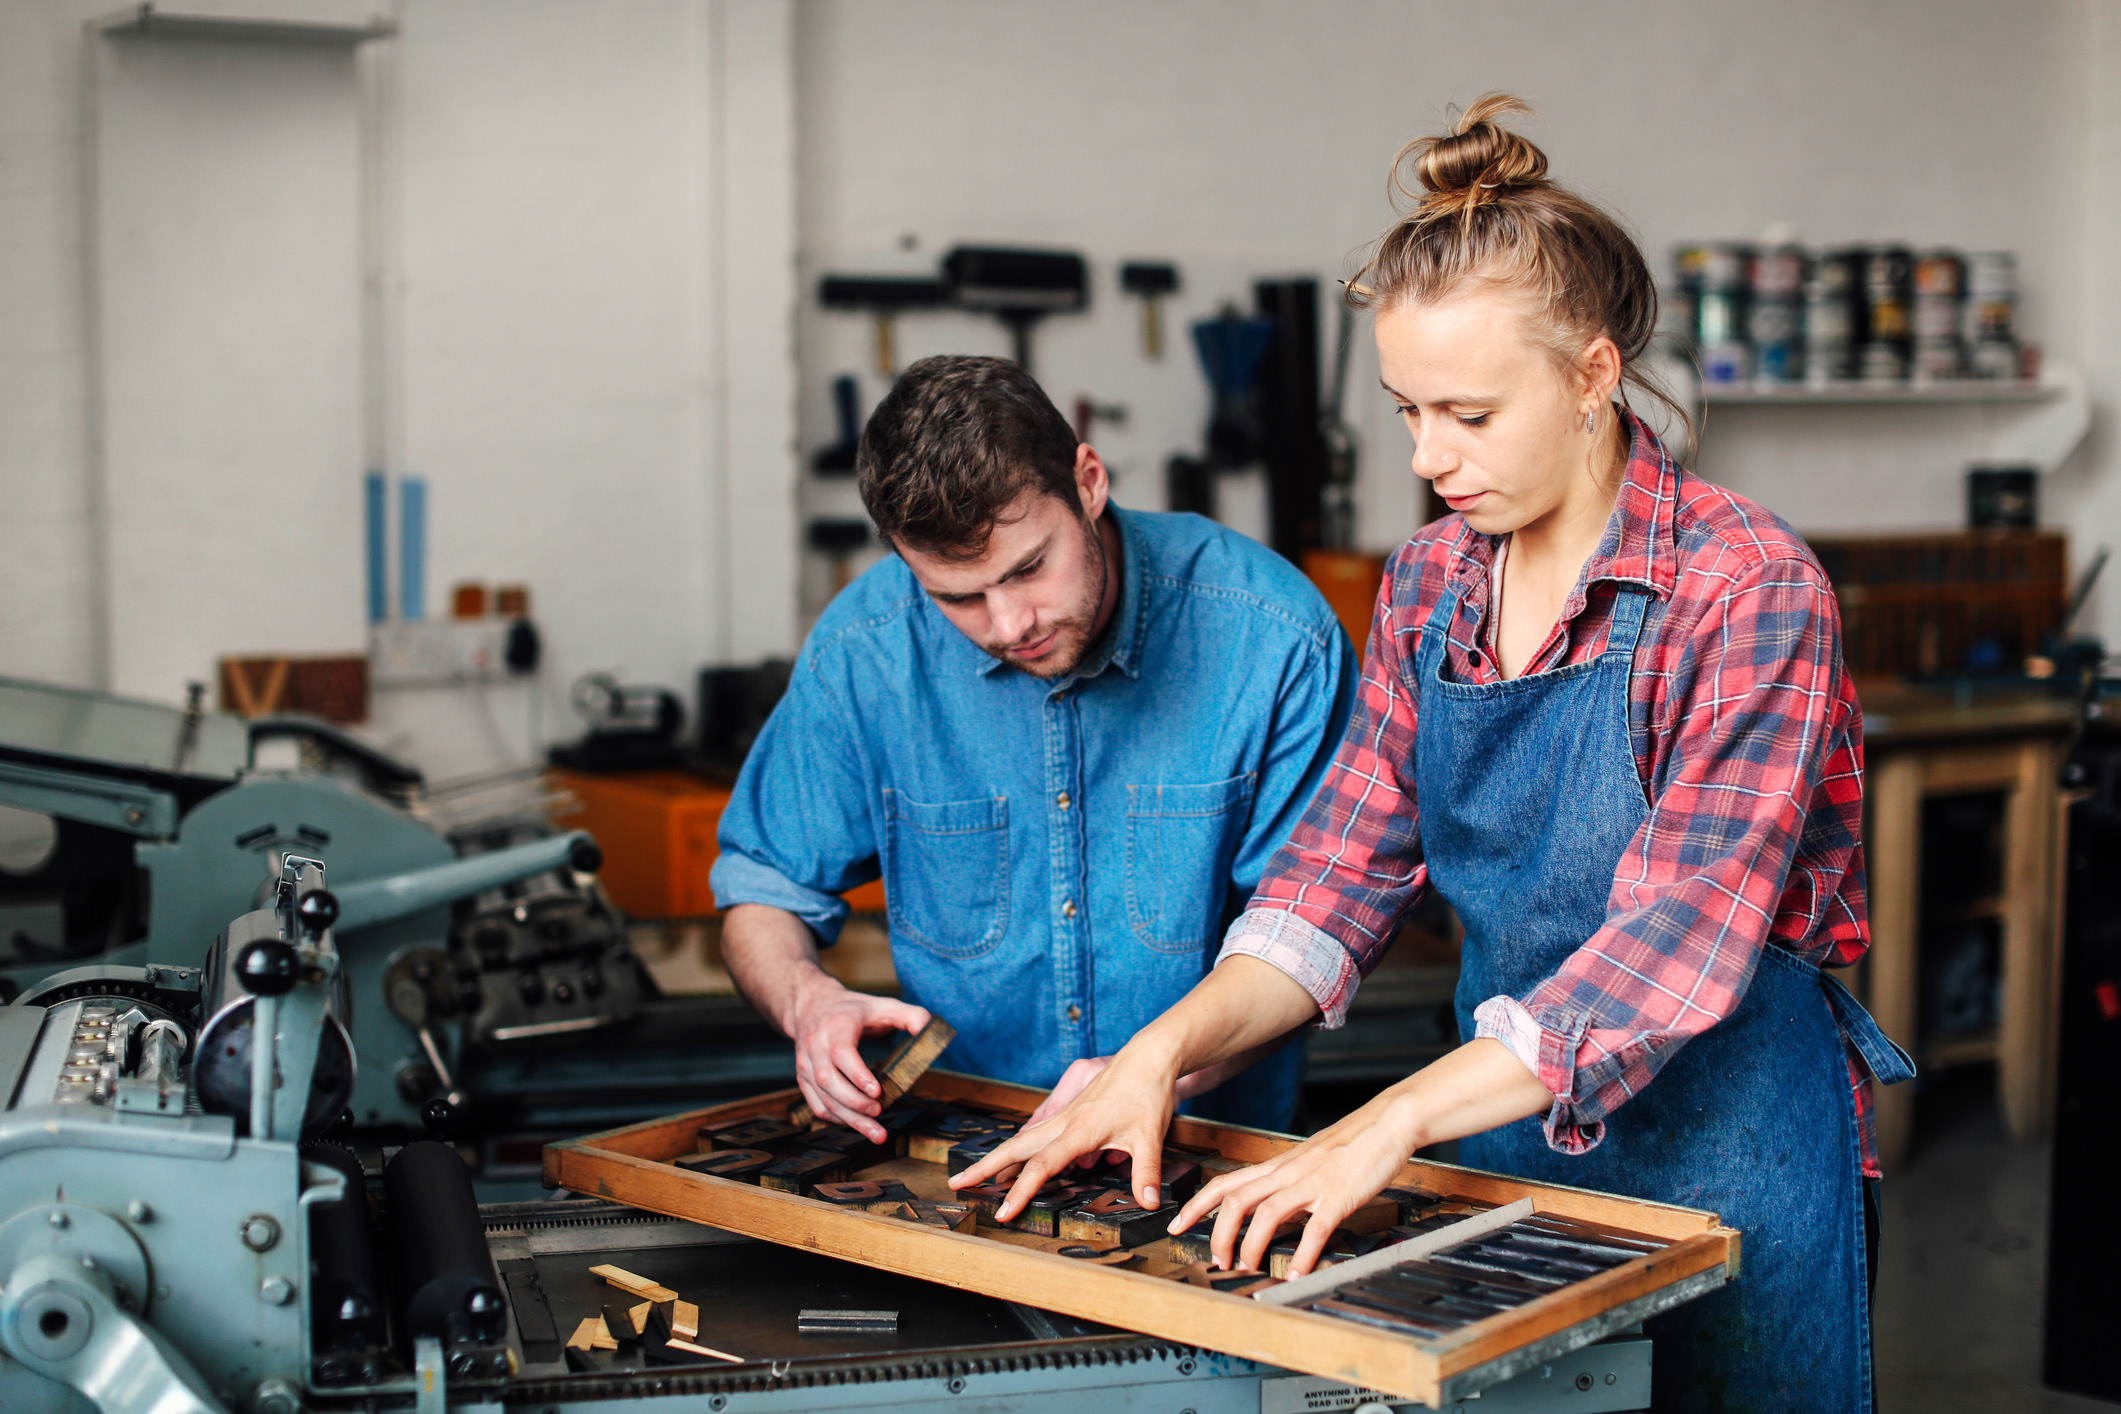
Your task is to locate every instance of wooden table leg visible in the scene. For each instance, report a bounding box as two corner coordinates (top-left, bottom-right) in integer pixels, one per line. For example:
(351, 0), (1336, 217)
(1997, 737), (2062, 1145)
(1865, 751), (1924, 1172)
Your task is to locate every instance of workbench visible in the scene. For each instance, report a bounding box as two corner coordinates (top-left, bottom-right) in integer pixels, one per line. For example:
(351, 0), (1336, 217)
(1857, 685), (2078, 1169)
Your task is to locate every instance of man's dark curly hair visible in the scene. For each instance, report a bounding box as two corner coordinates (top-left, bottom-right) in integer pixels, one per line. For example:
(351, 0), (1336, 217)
(856, 356), (1081, 560)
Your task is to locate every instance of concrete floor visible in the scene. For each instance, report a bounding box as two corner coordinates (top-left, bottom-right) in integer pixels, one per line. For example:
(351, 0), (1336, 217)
(1873, 1066), (2114, 1413)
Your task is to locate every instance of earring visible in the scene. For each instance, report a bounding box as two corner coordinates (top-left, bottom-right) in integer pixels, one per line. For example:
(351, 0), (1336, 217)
(1585, 407), (1597, 435)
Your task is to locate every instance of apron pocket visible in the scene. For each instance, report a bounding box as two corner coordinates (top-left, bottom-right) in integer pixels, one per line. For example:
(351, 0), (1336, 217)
(882, 789), (1009, 960)
(1123, 773), (1255, 953)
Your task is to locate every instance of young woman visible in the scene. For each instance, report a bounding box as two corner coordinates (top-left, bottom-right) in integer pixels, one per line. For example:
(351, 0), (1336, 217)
(956, 95), (1912, 1412)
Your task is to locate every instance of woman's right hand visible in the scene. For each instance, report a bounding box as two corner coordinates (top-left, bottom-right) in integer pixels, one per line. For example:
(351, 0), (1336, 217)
(948, 1042), (1183, 1219)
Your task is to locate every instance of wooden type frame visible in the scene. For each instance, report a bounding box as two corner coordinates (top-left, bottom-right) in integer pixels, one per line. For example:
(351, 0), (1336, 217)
(545, 1071), (1739, 1405)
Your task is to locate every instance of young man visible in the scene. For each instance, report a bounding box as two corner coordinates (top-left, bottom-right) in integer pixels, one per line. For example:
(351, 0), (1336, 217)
(713, 355), (1354, 1140)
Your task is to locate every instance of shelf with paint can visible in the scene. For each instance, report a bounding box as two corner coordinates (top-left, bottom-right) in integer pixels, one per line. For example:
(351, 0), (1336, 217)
(1700, 377), (2056, 405)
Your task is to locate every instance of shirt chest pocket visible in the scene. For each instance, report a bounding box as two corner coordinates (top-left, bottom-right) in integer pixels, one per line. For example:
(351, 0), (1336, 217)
(882, 789), (1010, 960)
(1124, 773), (1256, 954)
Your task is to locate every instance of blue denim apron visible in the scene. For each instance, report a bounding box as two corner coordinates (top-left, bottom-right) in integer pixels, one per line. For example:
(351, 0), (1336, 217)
(1411, 578), (1913, 1413)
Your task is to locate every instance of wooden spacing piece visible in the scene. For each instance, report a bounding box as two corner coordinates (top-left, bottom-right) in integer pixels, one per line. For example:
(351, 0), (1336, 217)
(589, 1264), (678, 1302)
(810, 1178), (921, 1211)
(1058, 1188), (1178, 1248)
(565, 1316), (600, 1352)
(627, 1301), (652, 1335)
(1177, 1262), (1281, 1296)
(789, 1016), (958, 1128)
(671, 1301), (700, 1341)
(589, 1315), (619, 1351)
(674, 1148), (776, 1183)
(698, 1116), (804, 1153)
(663, 1338), (744, 1363)
(758, 1150), (849, 1194)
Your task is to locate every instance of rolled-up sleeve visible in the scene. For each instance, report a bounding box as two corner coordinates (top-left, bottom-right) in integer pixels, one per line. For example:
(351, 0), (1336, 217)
(1498, 560), (1849, 1153)
(1219, 549), (1430, 1026)
(710, 646), (880, 947)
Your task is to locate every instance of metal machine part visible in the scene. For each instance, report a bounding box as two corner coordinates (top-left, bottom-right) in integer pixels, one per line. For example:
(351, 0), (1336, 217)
(0, 858), (518, 1414)
(0, 676), (645, 1133)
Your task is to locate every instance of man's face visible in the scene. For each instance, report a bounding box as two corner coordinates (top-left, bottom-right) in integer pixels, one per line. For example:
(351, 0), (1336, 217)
(897, 448), (1120, 680)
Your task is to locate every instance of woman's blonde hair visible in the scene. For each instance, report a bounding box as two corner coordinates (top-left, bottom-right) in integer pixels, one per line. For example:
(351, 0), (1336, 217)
(1350, 94), (1688, 442)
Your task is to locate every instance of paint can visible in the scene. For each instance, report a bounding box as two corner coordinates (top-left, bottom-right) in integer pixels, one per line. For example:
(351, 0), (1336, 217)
(1676, 244), (1751, 384)
(1912, 250), (1966, 380)
(1804, 249), (1861, 385)
(1966, 251), (2018, 379)
(1747, 245), (1807, 385)
(1857, 245), (1913, 382)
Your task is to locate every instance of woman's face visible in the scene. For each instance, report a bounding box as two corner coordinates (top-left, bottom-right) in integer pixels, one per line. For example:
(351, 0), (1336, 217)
(1375, 284), (1602, 539)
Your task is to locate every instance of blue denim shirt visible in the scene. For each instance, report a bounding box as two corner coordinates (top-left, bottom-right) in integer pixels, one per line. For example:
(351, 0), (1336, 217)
(712, 505), (1355, 1128)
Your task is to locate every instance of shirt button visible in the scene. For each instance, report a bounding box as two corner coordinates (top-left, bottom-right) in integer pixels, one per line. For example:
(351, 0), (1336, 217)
(1067, 1005), (1081, 1022)
(1056, 791), (1071, 810)
(1061, 899), (1077, 919)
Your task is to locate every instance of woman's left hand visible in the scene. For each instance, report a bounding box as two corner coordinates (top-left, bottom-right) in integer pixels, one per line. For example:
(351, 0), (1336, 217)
(1172, 1087), (1425, 1276)
(1174, 1037), (1558, 1276)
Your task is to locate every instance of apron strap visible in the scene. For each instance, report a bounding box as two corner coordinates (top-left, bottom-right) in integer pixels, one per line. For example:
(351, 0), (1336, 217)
(1602, 580), (1657, 658)
(1820, 970), (1918, 1086)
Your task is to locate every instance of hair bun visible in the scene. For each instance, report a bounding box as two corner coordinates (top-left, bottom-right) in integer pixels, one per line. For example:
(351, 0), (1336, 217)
(1396, 93), (1547, 216)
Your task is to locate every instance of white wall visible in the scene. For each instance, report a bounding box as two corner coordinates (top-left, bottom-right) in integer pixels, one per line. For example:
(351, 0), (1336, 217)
(794, 0), (2118, 644)
(0, 0), (799, 779)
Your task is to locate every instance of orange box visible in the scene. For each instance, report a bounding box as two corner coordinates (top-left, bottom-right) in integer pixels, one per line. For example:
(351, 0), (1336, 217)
(1301, 549), (1386, 659)
(549, 769), (885, 921)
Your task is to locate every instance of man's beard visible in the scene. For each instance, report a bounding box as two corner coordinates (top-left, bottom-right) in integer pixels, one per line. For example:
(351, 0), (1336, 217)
(981, 515), (1109, 679)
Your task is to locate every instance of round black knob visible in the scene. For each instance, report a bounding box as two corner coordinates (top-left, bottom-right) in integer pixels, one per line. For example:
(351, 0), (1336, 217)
(567, 836), (603, 874)
(421, 1098), (458, 1140)
(296, 889), (339, 939)
(236, 940), (301, 997)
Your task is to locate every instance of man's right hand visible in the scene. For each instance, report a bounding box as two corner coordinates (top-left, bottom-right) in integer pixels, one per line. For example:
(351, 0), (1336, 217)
(786, 972), (930, 1143)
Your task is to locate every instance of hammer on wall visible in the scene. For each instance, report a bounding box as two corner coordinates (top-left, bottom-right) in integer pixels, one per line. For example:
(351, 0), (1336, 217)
(942, 246), (1087, 377)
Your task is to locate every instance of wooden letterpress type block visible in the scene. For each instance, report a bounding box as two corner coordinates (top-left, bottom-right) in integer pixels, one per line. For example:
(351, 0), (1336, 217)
(1267, 1228), (1360, 1280)
(908, 1110), (1013, 1164)
(953, 1180), (1017, 1225)
(1177, 1262), (1280, 1296)
(901, 1201), (978, 1232)
(1378, 1184), (1441, 1224)
(801, 1125), (891, 1171)
(675, 1147), (776, 1183)
(1040, 1239), (1139, 1267)
(1338, 1195), (1402, 1235)
(758, 1150), (848, 1194)
(810, 1178), (921, 1211)
(1166, 1218), (1301, 1267)
(946, 1129), (1013, 1176)
(1154, 1158), (1202, 1204)
(1009, 1181), (1094, 1237)
(601, 1303), (640, 1348)
(699, 1116), (803, 1154)
(1058, 1188), (1178, 1248)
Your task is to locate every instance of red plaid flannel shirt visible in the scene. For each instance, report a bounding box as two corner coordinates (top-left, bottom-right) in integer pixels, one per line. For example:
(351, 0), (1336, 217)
(1223, 412), (1882, 1176)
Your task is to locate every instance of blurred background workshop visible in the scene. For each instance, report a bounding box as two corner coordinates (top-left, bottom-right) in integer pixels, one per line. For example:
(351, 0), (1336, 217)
(0, 3), (2117, 1413)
